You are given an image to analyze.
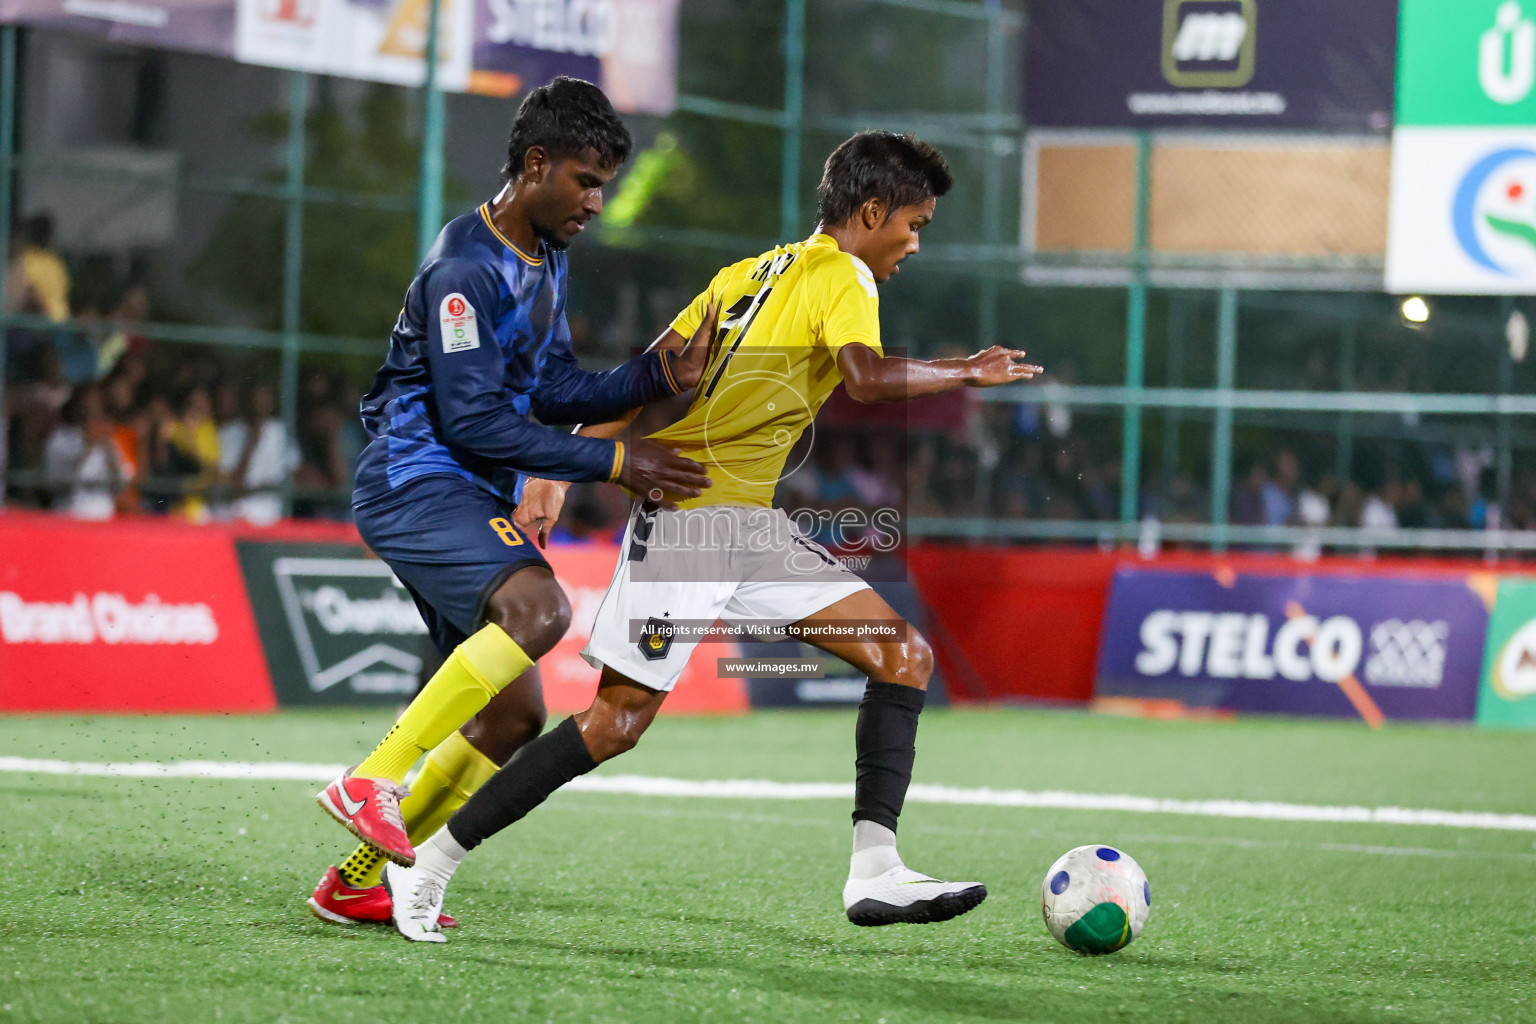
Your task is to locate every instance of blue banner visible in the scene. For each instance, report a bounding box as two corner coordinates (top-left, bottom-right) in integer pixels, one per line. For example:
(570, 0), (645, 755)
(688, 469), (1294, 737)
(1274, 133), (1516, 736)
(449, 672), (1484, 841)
(1025, 0), (1398, 130)
(1095, 569), (1489, 720)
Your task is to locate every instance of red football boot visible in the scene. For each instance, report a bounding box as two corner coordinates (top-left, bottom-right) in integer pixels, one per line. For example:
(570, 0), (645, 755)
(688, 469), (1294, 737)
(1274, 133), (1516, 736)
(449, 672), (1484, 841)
(316, 768), (415, 866)
(307, 865), (391, 925)
(307, 866), (459, 928)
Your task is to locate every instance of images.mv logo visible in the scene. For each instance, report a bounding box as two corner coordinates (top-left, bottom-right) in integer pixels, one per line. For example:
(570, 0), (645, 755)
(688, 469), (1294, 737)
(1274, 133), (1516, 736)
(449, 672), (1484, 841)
(1162, 0), (1255, 88)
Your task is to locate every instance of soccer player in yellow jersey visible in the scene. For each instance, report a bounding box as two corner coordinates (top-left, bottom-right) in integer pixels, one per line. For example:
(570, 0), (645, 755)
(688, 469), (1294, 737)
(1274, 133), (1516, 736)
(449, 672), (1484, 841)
(382, 131), (1041, 941)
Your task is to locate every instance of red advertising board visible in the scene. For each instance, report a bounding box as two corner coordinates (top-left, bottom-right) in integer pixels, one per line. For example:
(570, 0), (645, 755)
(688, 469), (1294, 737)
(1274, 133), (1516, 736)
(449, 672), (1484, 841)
(0, 512), (745, 715)
(0, 513), (275, 712)
(907, 545), (1514, 707)
(541, 543), (748, 715)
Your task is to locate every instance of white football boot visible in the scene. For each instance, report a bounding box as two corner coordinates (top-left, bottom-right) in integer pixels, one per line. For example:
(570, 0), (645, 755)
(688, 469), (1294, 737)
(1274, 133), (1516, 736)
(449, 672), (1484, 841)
(382, 862), (448, 943)
(842, 865), (988, 927)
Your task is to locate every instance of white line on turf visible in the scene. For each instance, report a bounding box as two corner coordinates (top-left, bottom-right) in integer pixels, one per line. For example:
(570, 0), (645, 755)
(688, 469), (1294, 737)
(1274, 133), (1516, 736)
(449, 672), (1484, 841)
(548, 801), (1536, 861)
(3, 755), (1534, 834)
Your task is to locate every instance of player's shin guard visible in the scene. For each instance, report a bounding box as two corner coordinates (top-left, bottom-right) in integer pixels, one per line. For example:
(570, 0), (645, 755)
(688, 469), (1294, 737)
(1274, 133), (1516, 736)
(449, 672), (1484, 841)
(355, 625), (532, 783)
(445, 716), (597, 851)
(337, 729), (500, 890)
(852, 681), (926, 832)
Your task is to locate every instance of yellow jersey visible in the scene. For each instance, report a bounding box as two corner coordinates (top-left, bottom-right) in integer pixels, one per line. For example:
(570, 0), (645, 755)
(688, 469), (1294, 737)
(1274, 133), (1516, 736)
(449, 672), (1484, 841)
(653, 233), (882, 509)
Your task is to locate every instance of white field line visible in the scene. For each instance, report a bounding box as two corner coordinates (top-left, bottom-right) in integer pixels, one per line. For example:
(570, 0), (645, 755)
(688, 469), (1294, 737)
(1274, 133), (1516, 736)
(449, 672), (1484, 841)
(3, 755), (1535, 834)
(548, 802), (1536, 862)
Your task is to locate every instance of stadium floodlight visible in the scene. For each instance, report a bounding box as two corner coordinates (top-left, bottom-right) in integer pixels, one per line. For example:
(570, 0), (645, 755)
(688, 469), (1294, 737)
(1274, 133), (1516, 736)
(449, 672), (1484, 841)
(1401, 296), (1432, 325)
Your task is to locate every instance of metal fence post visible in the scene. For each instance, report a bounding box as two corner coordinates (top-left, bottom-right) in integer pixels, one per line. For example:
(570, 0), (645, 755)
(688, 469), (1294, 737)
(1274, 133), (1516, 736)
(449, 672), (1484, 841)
(1119, 131), (1151, 526)
(417, 0), (446, 259)
(1210, 287), (1238, 552)
(780, 0), (806, 241)
(1161, 291), (1186, 495)
(1335, 313), (1357, 486)
(0, 26), (16, 483)
(978, 2), (1006, 352)
(279, 71), (309, 516)
(1498, 295), (1515, 520)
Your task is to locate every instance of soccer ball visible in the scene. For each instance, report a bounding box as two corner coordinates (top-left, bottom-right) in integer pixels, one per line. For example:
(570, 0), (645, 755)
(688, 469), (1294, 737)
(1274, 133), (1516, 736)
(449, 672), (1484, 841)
(1040, 844), (1151, 955)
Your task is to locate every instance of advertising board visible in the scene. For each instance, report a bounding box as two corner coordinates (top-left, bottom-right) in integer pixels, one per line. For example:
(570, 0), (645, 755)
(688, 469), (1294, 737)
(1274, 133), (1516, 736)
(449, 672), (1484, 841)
(236, 540), (427, 706)
(1095, 569), (1490, 721)
(1388, 0), (1536, 293)
(0, 516), (274, 712)
(0, 0), (679, 112)
(1476, 578), (1536, 728)
(1024, 0), (1397, 130)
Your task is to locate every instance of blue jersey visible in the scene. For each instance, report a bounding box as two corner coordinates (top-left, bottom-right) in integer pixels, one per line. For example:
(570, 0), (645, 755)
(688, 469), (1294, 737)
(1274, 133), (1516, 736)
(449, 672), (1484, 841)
(354, 202), (683, 507)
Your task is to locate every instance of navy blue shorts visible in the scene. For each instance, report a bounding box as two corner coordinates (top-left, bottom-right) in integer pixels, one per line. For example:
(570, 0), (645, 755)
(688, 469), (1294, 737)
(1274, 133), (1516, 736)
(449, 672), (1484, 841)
(354, 474), (547, 655)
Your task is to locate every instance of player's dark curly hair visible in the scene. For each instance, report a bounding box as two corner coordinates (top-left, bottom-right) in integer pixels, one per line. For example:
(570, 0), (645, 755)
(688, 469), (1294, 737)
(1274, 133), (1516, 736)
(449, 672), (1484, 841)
(815, 131), (953, 227)
(501, 76), (632, 182)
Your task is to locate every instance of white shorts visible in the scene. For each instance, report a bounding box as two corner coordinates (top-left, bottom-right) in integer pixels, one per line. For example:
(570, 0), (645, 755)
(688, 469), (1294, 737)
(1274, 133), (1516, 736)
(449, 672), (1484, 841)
(581, 504), (871, 691)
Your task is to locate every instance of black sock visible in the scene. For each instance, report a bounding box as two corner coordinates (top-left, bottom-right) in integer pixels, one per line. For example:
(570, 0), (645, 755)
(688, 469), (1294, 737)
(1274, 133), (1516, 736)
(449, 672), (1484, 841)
(446, 716), (597, 851)
(852, 681), (926, 831)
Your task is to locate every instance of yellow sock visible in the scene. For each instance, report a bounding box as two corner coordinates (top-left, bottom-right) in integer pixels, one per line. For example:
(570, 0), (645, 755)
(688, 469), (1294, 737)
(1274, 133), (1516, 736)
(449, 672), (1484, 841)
(354, 624), (531, 783)
(337, 729), (500, 889)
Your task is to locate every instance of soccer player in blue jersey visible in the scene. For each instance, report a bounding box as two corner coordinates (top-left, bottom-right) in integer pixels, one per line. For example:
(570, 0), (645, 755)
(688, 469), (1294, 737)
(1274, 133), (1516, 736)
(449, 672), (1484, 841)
(307, 77), (717, 925)
(380, 131), (1042, 941)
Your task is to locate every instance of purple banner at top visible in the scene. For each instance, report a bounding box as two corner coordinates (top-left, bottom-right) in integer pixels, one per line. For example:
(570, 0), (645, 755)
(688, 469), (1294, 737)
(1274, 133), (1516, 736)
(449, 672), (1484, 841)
(1025, 0), (1398, 131)
(0, 0), (679, 115)
(1095, 569), (1489, 721)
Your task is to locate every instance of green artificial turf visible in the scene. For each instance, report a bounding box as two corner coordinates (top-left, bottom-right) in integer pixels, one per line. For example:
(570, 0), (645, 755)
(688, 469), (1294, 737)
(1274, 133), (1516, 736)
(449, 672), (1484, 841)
(1, 709), (1533, 1023)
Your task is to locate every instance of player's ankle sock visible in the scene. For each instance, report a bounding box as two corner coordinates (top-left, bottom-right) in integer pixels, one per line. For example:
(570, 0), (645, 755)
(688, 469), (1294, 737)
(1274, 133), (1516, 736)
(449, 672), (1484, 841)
(446, 716), (597, 851)
(414, 827), (469, 890)
(852, 681), (925, 834)
(337, 844), (388, 889)
(849, 818), (902, 878)
(342, 730), (501, 889)
(355, 625), (531, 782)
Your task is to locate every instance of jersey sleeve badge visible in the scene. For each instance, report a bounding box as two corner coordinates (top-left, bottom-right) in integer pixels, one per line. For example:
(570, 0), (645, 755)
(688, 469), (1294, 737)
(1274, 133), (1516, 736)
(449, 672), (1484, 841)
(440, 293), (480, 353)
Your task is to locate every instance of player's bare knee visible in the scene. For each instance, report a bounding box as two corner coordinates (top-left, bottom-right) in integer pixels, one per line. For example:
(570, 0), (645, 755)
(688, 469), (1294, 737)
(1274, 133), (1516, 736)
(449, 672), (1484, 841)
(884, 631), (933, 690)
(487, 580), (571, 661)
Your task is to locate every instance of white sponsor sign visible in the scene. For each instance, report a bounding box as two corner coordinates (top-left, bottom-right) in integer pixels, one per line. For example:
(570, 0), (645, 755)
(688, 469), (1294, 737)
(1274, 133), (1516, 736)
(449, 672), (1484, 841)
(272, 558), (424, 695)
(1387, 126), (1536, 294)
(0, 592), (219, 645)
(1133, 610), (1449, 688)
(234, 0), (474, 90)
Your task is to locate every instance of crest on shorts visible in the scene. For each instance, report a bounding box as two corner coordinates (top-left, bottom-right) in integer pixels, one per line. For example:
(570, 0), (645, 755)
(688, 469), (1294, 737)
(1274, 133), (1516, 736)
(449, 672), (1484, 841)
(638, 616), (674, 661)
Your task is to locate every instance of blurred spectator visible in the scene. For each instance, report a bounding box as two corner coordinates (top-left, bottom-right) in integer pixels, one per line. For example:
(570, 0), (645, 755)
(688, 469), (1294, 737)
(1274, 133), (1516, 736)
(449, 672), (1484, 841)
(41, 383), (132, 519)
(1262, 451), (1299, 526)
(1232, 461), (1268, 526)
(7, 214), (70, 323)
(848, 438), (904, 509)
(1360, 482), (1400, 531)
(293, 372), (358, 519)
(218, 382), (299, 526)
(93, 285), (152, 378)
(1396, 479), (1431, 529)
(4, 342), (70, 502)
(1471, 466), (1502, 531)
(167, 386), (222, 521)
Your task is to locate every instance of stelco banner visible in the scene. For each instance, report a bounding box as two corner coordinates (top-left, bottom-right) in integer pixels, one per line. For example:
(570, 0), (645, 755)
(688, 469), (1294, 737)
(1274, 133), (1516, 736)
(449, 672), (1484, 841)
(1024, 0), (1398, 130)
(0, 0), (678, 113)
(1095, 569), (1490, 721)
(1387, 0), (1536, 293)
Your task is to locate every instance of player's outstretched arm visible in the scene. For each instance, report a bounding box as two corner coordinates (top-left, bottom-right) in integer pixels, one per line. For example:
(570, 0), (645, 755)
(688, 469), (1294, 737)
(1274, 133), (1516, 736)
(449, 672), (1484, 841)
(837, 342), (1042, 403)
(531, 304), (719, 426)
